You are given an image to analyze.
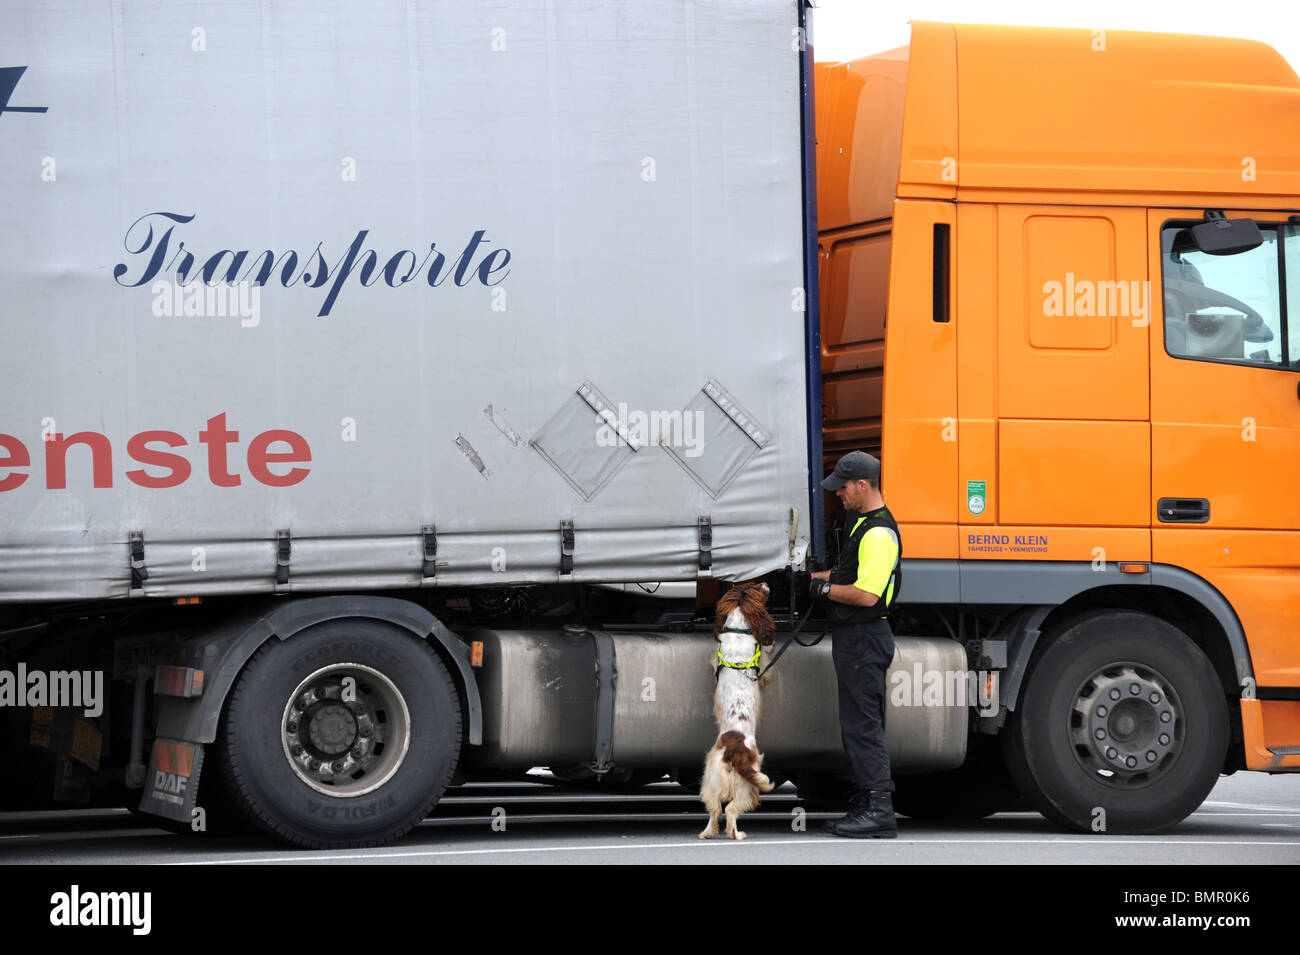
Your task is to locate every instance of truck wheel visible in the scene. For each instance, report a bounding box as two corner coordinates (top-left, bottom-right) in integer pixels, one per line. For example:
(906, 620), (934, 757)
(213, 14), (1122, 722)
(1003, 610), (1227, 834)
(216, 619), (461, 849)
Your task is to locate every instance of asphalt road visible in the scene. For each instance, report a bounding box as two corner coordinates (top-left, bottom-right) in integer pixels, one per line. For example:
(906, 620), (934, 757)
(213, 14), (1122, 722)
(2, 770), (1298, 865)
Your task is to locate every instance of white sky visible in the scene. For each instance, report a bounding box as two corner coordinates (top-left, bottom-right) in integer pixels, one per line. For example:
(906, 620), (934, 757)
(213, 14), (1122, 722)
(811, 0), (1300, 76)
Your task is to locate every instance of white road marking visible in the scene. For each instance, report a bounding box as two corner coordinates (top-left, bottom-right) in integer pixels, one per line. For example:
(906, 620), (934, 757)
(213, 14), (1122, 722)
(6, 810), (1292, 842)
(1203, 801), (1300, 812)
(166, 836), (1300, 865)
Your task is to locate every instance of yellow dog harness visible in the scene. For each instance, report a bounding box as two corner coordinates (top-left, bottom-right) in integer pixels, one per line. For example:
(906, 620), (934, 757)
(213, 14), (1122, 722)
(716, 626), (761, 679)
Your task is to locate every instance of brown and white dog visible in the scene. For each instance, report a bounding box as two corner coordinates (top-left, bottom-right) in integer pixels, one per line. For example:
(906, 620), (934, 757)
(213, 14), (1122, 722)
(698, 580), (776, 840)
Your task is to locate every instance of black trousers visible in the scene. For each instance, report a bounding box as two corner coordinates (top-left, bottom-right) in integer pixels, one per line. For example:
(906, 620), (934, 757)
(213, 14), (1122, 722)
(830, 618), (895, 793)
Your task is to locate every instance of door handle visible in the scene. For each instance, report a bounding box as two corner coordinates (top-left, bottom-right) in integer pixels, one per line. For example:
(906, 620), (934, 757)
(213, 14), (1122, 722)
(1157, 498), (1210, 523)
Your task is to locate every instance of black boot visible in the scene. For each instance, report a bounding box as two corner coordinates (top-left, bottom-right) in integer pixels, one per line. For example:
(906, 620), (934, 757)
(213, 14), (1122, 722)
(825, 789), (897, 839)
(822, 789), (869, 834)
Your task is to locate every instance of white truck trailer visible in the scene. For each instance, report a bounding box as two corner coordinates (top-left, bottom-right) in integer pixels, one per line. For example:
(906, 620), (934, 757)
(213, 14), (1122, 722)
(1, 0), (973, 847)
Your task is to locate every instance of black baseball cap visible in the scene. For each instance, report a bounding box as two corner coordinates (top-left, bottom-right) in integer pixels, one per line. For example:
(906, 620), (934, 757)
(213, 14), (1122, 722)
(821, 451), (880, 491)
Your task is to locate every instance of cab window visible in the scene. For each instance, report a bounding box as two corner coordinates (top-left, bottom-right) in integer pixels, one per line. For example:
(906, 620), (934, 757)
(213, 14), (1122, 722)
(1161, 221), (1295, 368)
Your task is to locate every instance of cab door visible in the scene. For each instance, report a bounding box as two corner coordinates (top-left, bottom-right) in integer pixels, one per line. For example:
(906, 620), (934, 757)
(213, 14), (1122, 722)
(1148, 210), (1300, 686)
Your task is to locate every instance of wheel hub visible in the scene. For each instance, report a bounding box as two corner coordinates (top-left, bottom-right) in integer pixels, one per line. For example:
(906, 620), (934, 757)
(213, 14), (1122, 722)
(307, 703), (358, 755)
(1072, 664), (1180, 781)
(280, 663), (411, 798)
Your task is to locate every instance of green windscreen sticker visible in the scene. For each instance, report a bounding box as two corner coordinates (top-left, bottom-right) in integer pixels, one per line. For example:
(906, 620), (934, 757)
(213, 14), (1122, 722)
(966, 480), (986, 516)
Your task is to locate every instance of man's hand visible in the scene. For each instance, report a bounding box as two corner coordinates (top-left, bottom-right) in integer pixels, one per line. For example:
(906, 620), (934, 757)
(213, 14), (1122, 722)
(810, 573), (881, 607)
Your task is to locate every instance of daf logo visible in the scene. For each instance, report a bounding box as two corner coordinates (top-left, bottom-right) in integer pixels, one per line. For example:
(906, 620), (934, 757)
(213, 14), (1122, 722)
(0, 66), (48, 119)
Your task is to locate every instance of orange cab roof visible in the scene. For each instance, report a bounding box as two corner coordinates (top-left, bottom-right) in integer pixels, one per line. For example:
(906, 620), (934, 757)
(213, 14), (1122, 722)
(817, 21), (1300, 224)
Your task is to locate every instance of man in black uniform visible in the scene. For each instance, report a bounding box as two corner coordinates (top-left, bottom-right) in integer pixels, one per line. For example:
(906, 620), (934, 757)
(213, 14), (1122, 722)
(810, 451), (901, 838)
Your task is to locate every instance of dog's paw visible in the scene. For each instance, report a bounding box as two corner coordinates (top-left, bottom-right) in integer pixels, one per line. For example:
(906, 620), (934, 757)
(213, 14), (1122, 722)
(698, 829), (716, 840)
(730, 830), (748, 841)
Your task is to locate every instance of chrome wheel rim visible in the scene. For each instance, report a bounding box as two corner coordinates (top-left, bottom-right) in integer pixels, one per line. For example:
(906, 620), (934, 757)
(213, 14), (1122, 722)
(279, 663), (411, 797)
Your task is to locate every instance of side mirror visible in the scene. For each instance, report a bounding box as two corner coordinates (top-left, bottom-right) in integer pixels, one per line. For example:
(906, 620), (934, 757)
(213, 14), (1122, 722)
(1191, 216), (1263, 256)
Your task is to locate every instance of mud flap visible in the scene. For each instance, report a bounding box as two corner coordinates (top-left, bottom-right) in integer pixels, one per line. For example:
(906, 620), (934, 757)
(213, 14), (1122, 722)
(138, 738), (204, 823)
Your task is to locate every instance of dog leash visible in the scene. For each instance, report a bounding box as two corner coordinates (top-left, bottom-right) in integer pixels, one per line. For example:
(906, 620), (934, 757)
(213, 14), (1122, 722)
(756, 611), (826, 680)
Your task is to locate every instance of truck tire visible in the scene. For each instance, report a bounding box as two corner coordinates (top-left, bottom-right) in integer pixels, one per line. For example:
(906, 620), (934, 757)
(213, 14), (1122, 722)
(216, 619), (461, 849)
(1003, 610), (1227, 834)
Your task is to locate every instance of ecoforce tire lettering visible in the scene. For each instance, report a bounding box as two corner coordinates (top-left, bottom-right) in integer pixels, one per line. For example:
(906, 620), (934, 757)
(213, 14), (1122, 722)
(216, 618), (461, 849)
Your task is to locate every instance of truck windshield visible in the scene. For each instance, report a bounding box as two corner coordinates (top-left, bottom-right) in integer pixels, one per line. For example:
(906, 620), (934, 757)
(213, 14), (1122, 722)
(1161, 221), (1297, 369)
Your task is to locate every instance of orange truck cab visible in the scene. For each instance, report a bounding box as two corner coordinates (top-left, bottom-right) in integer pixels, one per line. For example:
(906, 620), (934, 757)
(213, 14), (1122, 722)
(815, 22), (1300, 830)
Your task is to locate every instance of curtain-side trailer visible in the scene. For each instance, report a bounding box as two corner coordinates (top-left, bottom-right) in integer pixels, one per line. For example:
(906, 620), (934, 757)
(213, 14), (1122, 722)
(1, 4), (1296, 848)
